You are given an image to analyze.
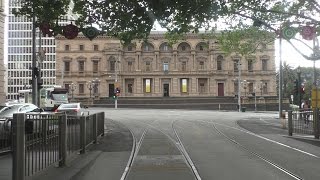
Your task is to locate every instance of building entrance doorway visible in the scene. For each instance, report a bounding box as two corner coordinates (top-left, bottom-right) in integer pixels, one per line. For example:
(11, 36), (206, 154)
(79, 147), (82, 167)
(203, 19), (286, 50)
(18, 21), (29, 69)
(218, 83), (224, 96)
(109, 84), (115, 97)
(163, 84), (169, 97)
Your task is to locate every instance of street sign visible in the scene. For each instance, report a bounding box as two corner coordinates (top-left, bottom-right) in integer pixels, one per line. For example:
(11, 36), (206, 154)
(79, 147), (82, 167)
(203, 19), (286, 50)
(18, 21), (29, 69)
(311, 88), (320, 108)
(115, 82), (120, 88)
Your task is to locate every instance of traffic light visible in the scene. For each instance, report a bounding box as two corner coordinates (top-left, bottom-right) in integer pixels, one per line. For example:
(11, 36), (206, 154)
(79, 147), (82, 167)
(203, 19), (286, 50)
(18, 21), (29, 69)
(112, 94), (117, 99)
(116, 88), (120, 93)
(293, 79), (299, 95)
(300, 86), (305, 94)
(38, 79), (43, 90)
(33, 67), (40, 77)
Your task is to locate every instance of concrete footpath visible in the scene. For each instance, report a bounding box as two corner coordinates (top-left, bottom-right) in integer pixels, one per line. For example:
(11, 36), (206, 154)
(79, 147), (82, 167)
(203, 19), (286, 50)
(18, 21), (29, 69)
(28, 119), (133, 180)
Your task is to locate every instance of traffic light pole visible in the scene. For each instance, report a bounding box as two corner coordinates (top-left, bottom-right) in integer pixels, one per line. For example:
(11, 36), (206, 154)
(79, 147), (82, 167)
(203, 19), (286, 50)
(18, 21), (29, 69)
(279, 34), (283, 119)
(238, 62), (241, 112)
(298, 67), (301, 108)
(37, 31), (42, 107)
(115, 54), (118, 109)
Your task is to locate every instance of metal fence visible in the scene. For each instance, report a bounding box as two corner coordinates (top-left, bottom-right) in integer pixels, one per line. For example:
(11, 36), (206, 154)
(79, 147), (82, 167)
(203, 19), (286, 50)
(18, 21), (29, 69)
(0, 119), (12, 154)
(288, 108), (320, 139)
(10, 112), (105, 180)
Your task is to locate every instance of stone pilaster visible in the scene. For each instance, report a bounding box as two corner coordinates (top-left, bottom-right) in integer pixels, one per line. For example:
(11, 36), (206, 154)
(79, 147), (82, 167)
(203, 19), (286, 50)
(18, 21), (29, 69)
(136, 77), (142, 96)
(172, 77), (179, 96)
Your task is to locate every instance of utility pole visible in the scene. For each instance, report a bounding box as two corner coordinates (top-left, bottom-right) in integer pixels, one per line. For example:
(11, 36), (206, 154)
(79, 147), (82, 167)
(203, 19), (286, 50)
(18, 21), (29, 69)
(297, 67), (301, 108)
(31, 15), (38, 106)
(279, 30), (283, 119)
(238, 61), (241, 112)
(37, 31), (44, 107)
(313, 36), (319, 109)
(254, 87), (257, 112)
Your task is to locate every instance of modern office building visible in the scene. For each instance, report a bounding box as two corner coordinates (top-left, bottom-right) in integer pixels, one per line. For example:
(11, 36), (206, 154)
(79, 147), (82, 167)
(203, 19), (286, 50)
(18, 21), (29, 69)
(6, 0), (76, 100)
(0, 0), (5, 105)
(55, 32), (277, 98)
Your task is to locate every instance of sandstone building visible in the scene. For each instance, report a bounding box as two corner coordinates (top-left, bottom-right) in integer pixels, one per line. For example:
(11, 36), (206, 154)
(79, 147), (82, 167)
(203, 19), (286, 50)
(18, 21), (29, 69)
(55, 32), (276, 99)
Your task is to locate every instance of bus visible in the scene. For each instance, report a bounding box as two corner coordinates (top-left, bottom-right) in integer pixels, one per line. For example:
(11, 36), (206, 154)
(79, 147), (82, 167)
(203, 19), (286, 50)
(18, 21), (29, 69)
(18, 87), (69, 111)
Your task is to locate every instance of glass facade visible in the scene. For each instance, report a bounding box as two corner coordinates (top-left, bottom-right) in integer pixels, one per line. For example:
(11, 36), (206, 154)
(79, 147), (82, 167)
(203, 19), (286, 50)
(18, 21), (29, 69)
(6, 0), (76, 100)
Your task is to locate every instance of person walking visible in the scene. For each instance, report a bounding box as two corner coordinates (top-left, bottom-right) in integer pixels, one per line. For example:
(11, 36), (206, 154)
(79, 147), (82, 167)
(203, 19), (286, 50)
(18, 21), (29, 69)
(303, 101), (310, 125)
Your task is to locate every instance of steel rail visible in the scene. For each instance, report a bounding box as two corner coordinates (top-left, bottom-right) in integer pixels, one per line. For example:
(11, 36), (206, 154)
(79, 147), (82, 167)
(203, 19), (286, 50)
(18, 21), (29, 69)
(120, 119), (155, 180)
(172, 120), (202, 180)
(210, 121), (304, 180)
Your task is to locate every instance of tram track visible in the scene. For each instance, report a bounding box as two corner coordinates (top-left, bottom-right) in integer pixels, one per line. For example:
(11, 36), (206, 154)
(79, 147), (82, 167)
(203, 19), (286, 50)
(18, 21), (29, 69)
(209, 120), (304, 180)
(120, 118), (202, 180)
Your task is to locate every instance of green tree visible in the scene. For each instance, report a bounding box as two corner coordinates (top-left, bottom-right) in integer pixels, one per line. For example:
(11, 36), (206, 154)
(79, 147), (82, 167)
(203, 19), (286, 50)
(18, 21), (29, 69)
(282, 62), (296, 100)
(14, 1), (320, 48)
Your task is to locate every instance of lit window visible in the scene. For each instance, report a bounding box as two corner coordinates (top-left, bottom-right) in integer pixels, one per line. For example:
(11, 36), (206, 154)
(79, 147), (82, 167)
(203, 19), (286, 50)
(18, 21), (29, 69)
(163, 62), (169, 71)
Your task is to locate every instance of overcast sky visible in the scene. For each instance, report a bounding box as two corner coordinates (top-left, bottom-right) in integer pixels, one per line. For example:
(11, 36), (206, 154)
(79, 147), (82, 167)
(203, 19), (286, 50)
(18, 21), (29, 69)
(275, 39), (318, 69)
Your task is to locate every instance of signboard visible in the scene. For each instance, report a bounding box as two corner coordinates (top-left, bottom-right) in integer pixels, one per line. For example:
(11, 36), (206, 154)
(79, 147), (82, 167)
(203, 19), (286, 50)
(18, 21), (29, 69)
(115, 82), (120, 88)
(182, 79), (187, 93)
(145, 79), (151, 93)
(311, 88), (320, 108)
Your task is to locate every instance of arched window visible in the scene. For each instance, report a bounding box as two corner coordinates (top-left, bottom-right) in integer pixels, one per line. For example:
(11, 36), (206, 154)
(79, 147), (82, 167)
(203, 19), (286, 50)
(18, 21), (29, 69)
(217, 55), (223, 70)
(177, 42), (191, 52)
(196, 42), (208, 51)
(142, 42), (154, 51)
(160, 42), (172, 52)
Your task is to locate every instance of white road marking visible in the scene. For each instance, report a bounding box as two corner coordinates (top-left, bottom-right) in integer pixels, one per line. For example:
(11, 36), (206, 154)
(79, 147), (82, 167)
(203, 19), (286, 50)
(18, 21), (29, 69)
(213, 122), (319, 158)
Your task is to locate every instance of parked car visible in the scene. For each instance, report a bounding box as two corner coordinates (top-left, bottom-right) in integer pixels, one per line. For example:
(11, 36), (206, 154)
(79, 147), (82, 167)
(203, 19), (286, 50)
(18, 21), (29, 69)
(55, 103), (89, 116)
(0, 103), (45, 138)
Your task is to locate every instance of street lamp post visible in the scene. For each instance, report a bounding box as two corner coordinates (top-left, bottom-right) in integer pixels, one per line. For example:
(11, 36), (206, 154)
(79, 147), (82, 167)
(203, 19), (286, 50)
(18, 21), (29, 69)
(254, 86), (257, 112)
(87, 81), (93, 99)
(243, 80), (247, 97)
(260, 81), (264, 96)
(70, 83), (76, 100)
(92, 78), (100, 98)
(238, 61), (242, 112)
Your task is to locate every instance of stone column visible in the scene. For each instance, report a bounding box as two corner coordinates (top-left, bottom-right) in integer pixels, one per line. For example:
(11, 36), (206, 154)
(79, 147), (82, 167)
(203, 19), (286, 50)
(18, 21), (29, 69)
(136, 52), (141, 71)
(154, 51), (159, 71)
(173, 51), (178, 70)
(191, 51), (196, 71)
(136, 77), (142, 96)
(210, 50), (215, 70)
(191, 77), (197, 95)
(154, 78), (160, 96)
(172, 77), (179, 96)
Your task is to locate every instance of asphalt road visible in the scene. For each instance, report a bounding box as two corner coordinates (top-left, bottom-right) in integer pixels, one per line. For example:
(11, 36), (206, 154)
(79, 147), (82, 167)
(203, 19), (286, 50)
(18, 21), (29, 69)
(91, 108), (320, 180)
(2, 108), (320, 180)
